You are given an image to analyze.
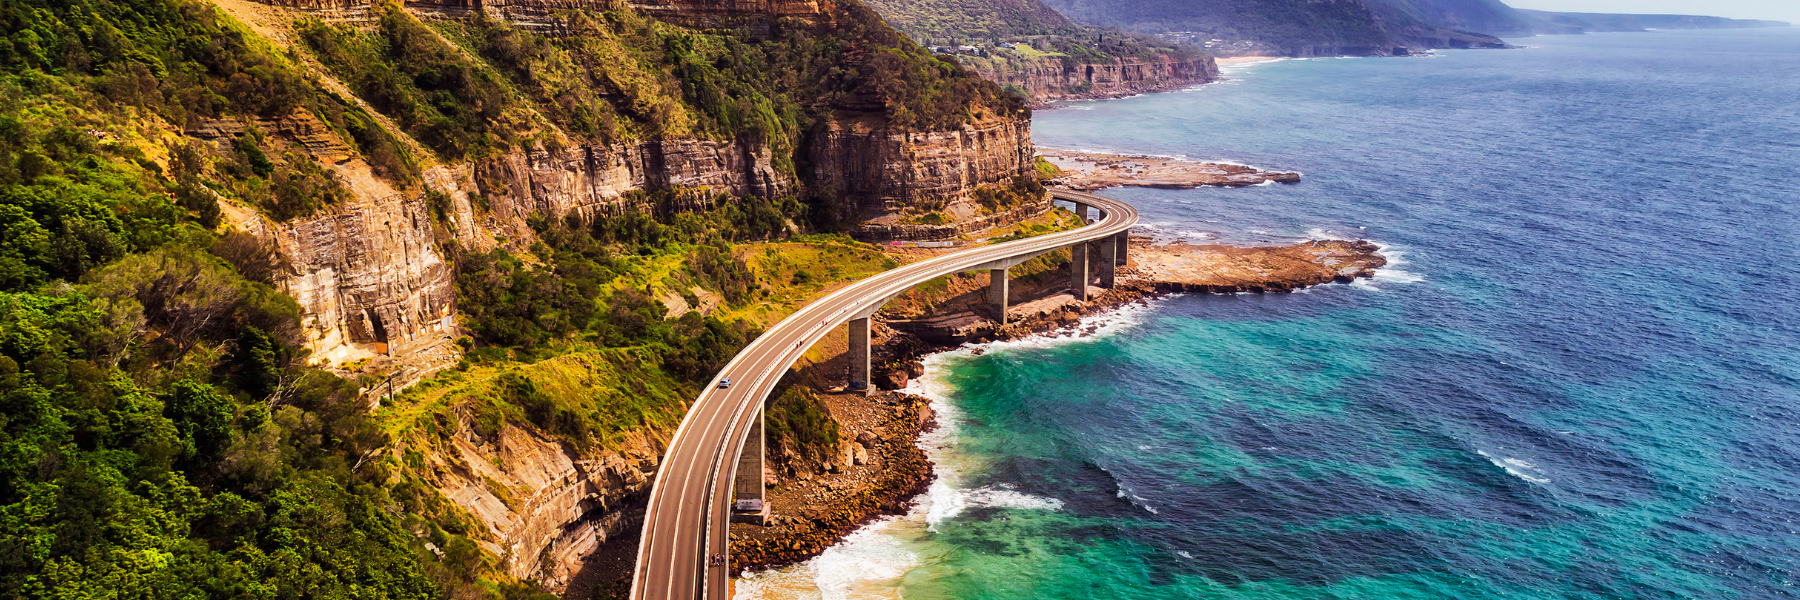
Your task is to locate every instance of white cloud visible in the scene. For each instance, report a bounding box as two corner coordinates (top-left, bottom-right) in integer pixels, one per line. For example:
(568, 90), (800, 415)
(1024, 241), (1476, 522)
(1504, 0), (1800, 24)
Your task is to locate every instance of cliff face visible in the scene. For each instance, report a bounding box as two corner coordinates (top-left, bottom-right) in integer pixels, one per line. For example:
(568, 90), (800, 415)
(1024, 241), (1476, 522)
(473, 139), (794, 242)
(968, 54), (1217, 102)
(197, 107), (463, 382)
(276, 174), (459, 372)
(233, 135), (793, 380)
(811, 113), (1039, 239)
(418, 413), (664, 591)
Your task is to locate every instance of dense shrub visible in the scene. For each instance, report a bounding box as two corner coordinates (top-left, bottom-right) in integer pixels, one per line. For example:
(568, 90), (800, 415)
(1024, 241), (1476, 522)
(765, 386), (839, 460)
(299, 1), (540, 161)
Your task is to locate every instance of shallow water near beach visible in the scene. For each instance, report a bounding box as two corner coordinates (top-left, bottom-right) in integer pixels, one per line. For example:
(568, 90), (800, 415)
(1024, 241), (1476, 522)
(737, 28), (1800, 599)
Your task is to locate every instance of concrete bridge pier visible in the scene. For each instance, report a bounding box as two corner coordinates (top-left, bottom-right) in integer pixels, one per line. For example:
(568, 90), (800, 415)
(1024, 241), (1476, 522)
(990, 268), (1011, 324)
(847, 316), (871, 393)
(1069, 241), (1090, 301)
(731, 408), (767, 524)
(1098, 234), (1118, 288)
(1072, 202), (1091, 224)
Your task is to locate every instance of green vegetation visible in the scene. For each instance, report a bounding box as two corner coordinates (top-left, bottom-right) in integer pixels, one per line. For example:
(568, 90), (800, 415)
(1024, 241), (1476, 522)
(0, 0), (552, 597)
(0, 0), (1031, 594)
(897, 211), (952, 225)
(1033, 155), (1063, 180)
(298, 0), (1024, 190)
(989, 205), (1081, 242)
(765, 386), (838, 461)
(1041, 0), (1392, 49)
(424, 188), (894, 460)
(298, 3), (548, 162)
(452, 188), (794, 354)
(972, 174), (1045, 213)
(0, 0), (412, 221)
(944, 28), (1206, 74)
(858, 0), (1205, 75)
(863, 0), (1078, 41)
(387, 346), (693, 453)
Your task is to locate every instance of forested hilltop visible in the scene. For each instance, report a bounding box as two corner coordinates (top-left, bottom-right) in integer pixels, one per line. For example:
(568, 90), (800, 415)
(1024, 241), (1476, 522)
(0, 0), (1046, 596)
(860, 0), (1219, 101)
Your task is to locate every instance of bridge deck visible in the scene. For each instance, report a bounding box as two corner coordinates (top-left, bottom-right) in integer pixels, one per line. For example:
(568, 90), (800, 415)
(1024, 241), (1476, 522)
(630, 190), (1138, 600)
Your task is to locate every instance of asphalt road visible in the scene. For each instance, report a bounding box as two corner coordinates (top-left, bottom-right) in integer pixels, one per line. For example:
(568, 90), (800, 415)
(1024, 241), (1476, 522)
(629, 190), (1138, 600)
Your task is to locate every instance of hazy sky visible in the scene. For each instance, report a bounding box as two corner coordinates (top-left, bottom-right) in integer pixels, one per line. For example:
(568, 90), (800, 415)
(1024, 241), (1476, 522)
(1506, 0), (1800, 23)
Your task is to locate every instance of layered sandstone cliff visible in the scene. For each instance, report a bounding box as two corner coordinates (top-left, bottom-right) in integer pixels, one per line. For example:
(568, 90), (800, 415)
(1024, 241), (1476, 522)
(197, 109), (463, 383)
(472, 139), (794, 242)
(968, 54), (1218, 102)
(419, 415), (664, 591)
(811, 113), (1040, 240)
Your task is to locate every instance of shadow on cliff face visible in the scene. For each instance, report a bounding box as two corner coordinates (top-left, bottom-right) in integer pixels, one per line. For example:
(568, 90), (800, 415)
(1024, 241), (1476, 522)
(561, 505), (647, 600)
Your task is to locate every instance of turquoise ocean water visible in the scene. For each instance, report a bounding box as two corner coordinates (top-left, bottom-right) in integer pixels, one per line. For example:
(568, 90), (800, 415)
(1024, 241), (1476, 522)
(739, 28), (1800, 599)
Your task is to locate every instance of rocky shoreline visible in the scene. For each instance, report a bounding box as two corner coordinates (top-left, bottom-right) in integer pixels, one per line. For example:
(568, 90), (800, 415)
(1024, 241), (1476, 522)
(1041, 149), (1302, 190)
(727, 393), (937, 572)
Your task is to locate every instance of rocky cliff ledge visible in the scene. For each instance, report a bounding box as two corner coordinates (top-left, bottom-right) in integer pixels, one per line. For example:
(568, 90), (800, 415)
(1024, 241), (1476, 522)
(812, 113), (1040, 240)
(966, 54), (1218, 103)
(1041, 149), (1301, 190)
(411, 411), (664, 591)
(210, 121), (463, 385)
(473, 139), (794, 241)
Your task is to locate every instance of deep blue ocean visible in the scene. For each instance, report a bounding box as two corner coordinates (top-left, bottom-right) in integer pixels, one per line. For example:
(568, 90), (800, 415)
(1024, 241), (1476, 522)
(739, 28), (1800, 599)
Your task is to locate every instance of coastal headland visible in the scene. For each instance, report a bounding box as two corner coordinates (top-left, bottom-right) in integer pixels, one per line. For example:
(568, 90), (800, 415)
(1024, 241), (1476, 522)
(1042, 149), (1302, 190)
(719, 233), (1386, 576)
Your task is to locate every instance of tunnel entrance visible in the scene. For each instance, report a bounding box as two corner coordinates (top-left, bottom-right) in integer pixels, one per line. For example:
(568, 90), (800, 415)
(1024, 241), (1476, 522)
(365, 308), (391, 355)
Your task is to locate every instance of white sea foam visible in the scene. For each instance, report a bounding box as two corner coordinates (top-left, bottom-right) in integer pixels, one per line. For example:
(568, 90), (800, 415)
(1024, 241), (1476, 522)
(962, 294), (1170, 355)
(1351, 242), (1426, 289)
(1304, 227), (1349, 241)
(1125, 490), (1157, 514)
(1294, 230), (1425, 290)
(1039, 147), (1284, 169)
(1477, 449), (1551, 485)
(1137, 223), (1220, 244)
(1114, 482), (1161, 515)
(733, 516), (915, 600)
(928, 484), (1067, 529)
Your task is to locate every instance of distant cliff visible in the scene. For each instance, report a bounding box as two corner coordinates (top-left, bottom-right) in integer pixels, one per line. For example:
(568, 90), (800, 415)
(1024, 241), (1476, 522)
(1037, 0), (1511, 56)
(860, 0), (1216, 101)
(1515, 10), (1791, 34)
(960, 51), (1217, 102)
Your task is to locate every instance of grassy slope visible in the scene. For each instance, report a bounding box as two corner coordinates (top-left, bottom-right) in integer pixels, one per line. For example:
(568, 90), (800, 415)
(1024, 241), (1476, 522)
(379, 234), (901, 481)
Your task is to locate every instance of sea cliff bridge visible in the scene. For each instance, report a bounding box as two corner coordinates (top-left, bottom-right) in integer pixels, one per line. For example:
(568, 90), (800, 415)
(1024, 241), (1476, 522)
(630, 190), (1139, 599)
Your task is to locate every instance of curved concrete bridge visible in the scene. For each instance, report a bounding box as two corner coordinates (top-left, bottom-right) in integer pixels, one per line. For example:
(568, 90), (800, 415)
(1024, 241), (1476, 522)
(630, 190), (1138, 600)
